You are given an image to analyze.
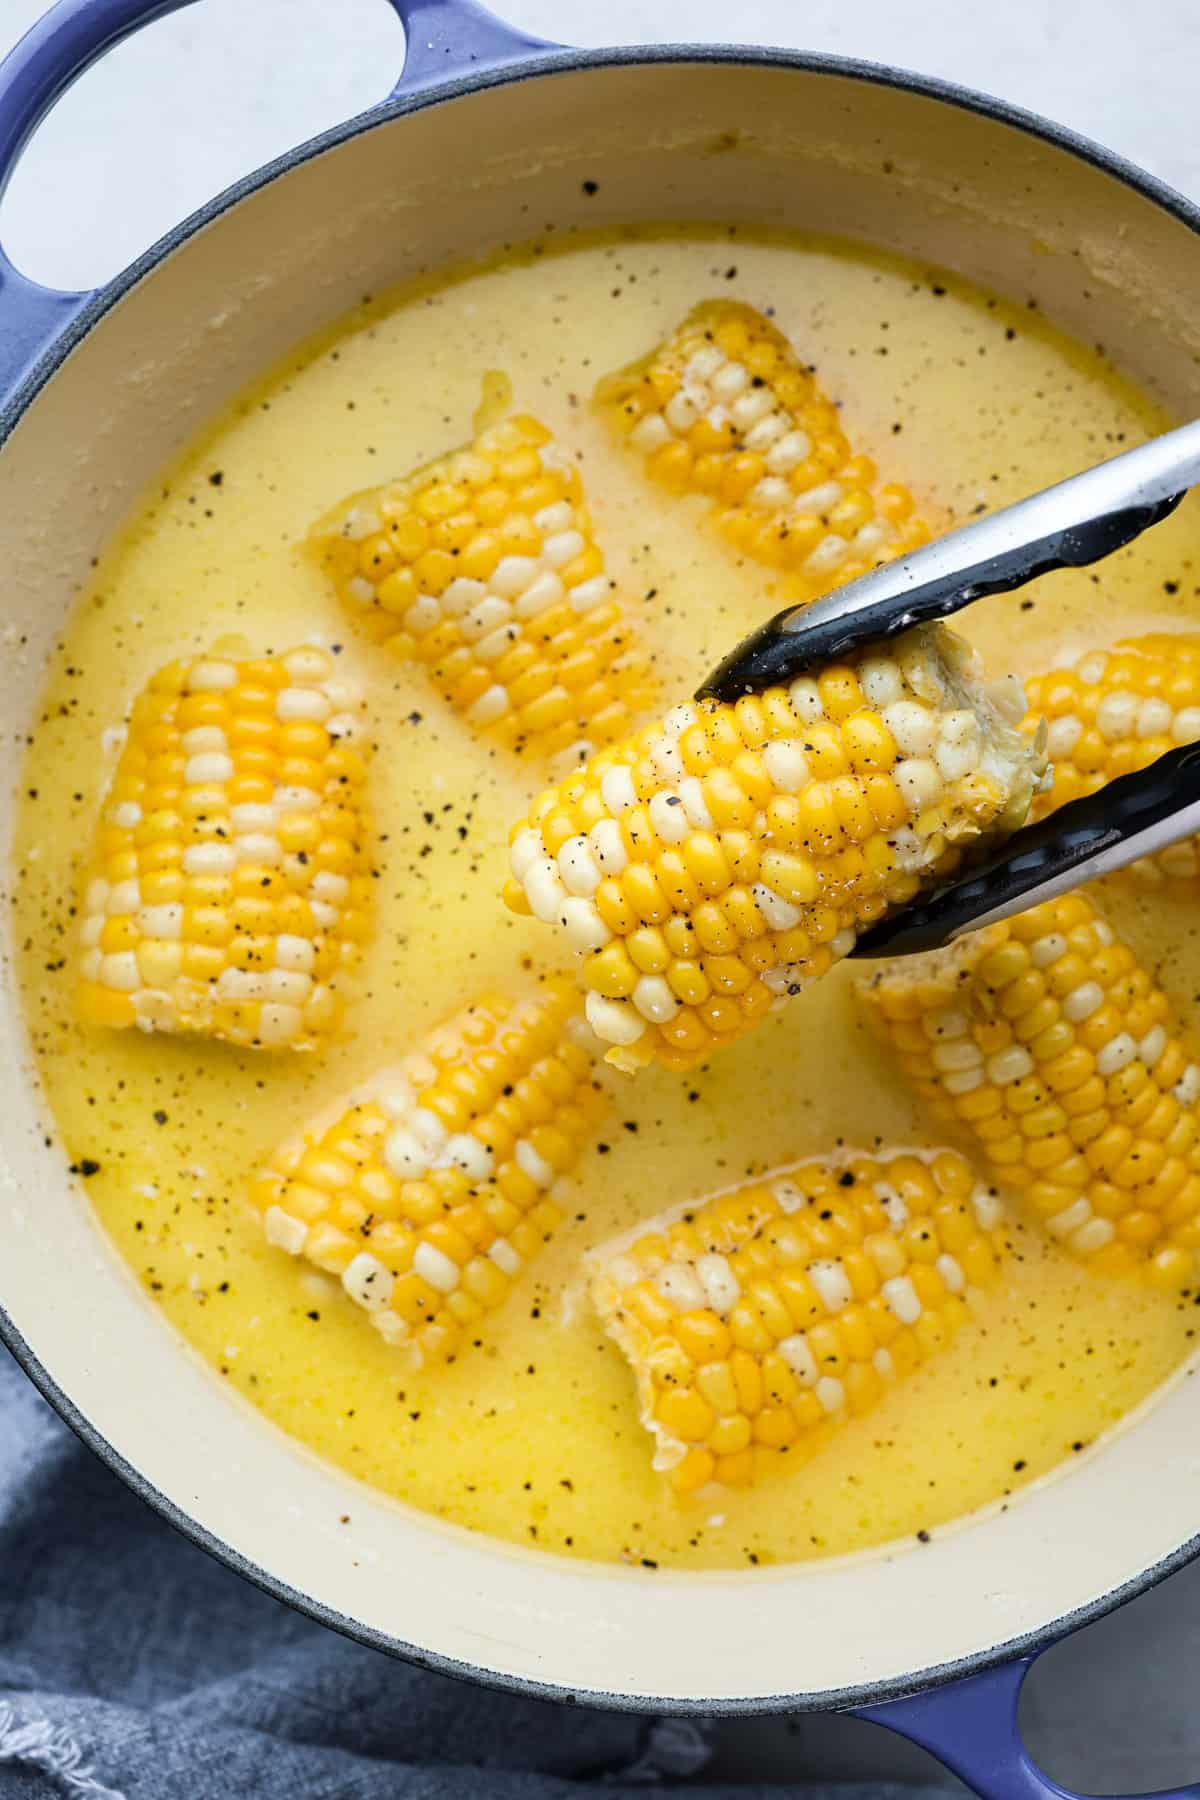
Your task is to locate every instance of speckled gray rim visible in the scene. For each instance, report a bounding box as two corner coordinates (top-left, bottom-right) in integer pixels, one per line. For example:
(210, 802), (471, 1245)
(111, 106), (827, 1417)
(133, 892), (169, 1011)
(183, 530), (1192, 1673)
(3, 38), (1200, 1717)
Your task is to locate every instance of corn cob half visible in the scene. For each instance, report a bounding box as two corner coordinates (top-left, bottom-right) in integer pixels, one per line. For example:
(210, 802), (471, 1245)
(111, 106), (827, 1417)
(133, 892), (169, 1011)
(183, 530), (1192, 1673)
(595, 300), (930, 591)
(589, 1147), (1007, 1492)
(1025, 634), (1200, 883)
(250, 981), (605, 1365)
(77, 646), (369, 1049)
(309, 414), (655, 772)
(504, 624), (1047, 1070)
(859, 893), (1200, 1287)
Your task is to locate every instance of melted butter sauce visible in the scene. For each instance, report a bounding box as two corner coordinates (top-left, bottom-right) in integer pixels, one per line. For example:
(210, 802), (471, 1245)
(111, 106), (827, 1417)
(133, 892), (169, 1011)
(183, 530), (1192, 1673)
(13, 226), (1200, 1570)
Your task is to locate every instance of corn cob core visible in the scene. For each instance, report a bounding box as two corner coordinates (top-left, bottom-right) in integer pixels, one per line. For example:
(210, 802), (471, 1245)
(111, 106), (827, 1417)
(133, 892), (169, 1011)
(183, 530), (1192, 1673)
(859, 893), (1200, 1288)
(594, 300), (930, 590)
(309, 414), (655, 773)
(503, 624), (1046, 1071)
(1025, 634), (1200, 884)
(77, 646), (369, 1050)
(588, 1148), (1006, 1492)
(250, 982), (605, 1366)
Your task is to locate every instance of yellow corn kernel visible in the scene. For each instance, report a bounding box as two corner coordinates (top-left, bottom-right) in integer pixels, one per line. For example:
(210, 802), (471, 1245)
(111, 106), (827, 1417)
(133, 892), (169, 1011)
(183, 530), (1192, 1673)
(76, 645), (370, 1051)
(252, 981), (604, 1366)
(309, 412), (655, 769)
(595, 300), (932, 600)
(588, 1147), (1005, 1489)
(505, 624), (1046, 1070)
(859, 890), (1200, 1285)
(1024, 635), (1200, 887)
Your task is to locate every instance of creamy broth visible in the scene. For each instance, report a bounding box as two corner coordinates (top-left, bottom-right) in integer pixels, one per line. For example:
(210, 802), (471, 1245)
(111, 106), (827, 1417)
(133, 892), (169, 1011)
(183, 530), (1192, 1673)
(14, 226), (1200, 1570)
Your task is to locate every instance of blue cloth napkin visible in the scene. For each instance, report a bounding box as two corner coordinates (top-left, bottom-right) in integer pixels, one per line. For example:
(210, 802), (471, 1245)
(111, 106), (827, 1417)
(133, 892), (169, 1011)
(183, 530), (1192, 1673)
(0, 1347), (953, 1799)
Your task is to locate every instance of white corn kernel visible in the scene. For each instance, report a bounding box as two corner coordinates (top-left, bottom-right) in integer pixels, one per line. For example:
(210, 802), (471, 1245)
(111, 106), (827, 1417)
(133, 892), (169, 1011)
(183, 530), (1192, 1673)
(588, 818), (628, 875)
(276, 687), (331, 723)
(729, 387), (775, 429)
(711, 362), (749, 401)
(1137, 699), (1173, 738)
(752, 883), (802, 932)
(788, 677), (823, 722)
(860, 658), (904, 708)
(513, 570), (564, 620)
(186, 659), (237, 692)
(525, 858), (568, 923)
(936, 1253), (965, 1294)
(342, 1252), (395, 1313)
(648, 792), (689, 844)
(882, 1275), (922, 1325)
(765, 429), (811, 473)
(808, 1259), (853, 1313)
(514, 1139), (555, 1189)
(414, 1243), (460, 1293)
(678, 777), (714, 829)
(101, 953), (140, 992)
(533, 500), (574, 535)
(762, 739), (810, 792)
(896, 758), (942, 812)
(884, 701), (937, 757)
(815, 1376), (846, 1415)
(1096, 1033), (1137, 1076)
(630, 413), (671, 452)
(264, 1207), (308, 1255)
(440, 576), (486, 616)
(985, 1046), (1034, 1086)
(467, 685), (509, 725)
(655, 1264), (707, 1310)
(1047, 1198), (1092, 1239)
(490, 555), (540, 598)
(559, 897), (610, 952)
(557, 836), (602, 897)
(1072, 1217), (1116, 1255)
(778, 1333), (818, 1385)
(383, 1129), (430, 1180)
(1063, 982), (1104, 1023)
(632, 975), (679, 1024)
(664, 389), (702, 432)
(1096, 691), (1139, 740)
(568, 576), (610, 612)
(585, 990), (646, 1047)
(488, 1238), (521, 1276)
(258, 1004), (303, 1047)
(600, 765), (638, 814)
(696, 1252), (740, 1315)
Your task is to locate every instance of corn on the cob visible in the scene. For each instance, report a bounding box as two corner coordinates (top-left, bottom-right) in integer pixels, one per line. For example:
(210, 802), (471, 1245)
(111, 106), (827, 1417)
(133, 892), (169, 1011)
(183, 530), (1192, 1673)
(1025, 634), (1200, 883)
(504, 624), (1046, 1071)
(588, 1147), (1006, 1491)
(309, 414), (655, 772)
(595, 300), (930, 591)
(250, 981), (605, 1365)
(77, 646), (369, 1049)
(859, 893), (1200, 1287)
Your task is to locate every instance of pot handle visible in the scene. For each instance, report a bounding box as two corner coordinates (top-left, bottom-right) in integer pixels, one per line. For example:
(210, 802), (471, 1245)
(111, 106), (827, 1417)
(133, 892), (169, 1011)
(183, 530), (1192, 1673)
(385, 0), (562, 93)
(0, 0), (202, 405)
(0, 0), (563, 409)
(856, 1652), (1200, 1798)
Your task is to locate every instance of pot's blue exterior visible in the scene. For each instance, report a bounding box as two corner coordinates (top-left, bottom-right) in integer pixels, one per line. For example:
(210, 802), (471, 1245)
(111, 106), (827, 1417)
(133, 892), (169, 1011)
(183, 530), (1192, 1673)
(1, 4), (1199, 1792)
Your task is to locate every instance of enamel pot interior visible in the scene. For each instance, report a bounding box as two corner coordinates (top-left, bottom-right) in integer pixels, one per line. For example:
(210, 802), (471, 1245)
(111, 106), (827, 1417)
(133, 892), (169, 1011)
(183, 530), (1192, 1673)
(3, 54), (1200, 1712)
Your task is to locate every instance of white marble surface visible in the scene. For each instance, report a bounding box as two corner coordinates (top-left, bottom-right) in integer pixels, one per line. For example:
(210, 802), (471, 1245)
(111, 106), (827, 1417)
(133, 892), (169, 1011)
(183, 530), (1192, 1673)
(1, 0), (1199, 290)
(2, 0), (1199, 1790)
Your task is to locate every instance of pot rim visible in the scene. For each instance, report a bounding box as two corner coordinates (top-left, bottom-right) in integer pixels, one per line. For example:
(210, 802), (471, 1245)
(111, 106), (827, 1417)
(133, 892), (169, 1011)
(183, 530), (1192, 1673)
(4, 37), (1200, 1715)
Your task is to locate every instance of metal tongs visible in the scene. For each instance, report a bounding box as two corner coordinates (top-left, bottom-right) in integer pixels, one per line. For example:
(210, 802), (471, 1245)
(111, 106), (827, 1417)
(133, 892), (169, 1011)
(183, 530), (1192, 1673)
(698, 421), (1200, 958)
